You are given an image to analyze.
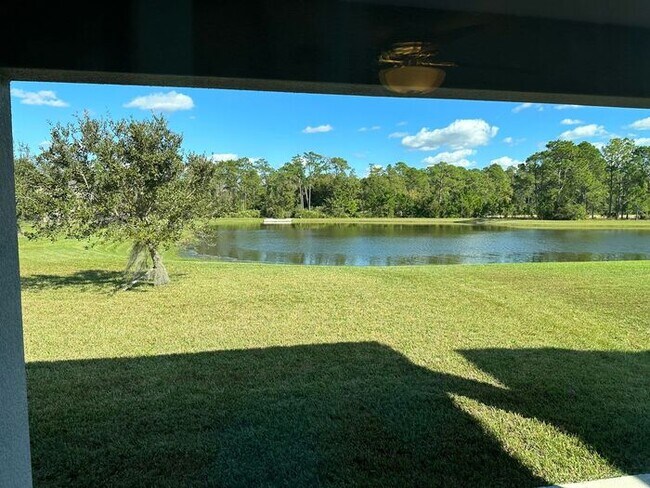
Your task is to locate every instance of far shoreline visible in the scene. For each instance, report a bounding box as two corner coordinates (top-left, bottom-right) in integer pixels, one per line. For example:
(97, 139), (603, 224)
(204, 217), (650, 230)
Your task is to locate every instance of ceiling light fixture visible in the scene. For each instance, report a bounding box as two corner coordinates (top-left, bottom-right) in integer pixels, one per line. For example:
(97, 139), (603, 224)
(378, 42), (456, 95)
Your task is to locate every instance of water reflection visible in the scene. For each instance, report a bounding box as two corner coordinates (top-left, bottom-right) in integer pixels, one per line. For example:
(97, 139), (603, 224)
(184, 223), (650, 266)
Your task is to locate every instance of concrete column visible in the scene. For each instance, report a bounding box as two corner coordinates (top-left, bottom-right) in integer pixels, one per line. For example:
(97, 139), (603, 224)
(0, 79), (32, 487)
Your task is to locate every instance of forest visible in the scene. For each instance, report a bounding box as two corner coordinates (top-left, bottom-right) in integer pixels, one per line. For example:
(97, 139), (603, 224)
(15, 115), (650, 223)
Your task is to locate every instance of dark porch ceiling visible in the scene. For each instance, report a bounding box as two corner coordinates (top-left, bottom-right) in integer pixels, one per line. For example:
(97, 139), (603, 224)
(1, 0), (649, 107)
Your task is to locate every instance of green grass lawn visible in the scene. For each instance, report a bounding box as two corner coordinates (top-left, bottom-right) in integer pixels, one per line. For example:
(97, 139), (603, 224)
(19, 237), (650, 487)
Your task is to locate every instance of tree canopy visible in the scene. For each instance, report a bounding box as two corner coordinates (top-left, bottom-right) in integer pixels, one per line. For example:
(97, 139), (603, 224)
(177, 139), (648, 221)
(19, 114), (209, 285)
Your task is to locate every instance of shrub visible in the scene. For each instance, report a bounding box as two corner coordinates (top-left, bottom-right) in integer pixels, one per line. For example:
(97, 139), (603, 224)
(557, 204), (588, 220)
(228, 209), (261, 218)
(293, 207), (327, 218)
(264, 207), (292, 218)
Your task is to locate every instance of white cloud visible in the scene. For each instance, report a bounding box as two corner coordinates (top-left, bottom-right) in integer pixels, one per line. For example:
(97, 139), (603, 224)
(555, 104), (583, 110)
(561, 118), (584, 125)
(559, 124), (606, 140)
(634, 137), (650, 146)
(10, 88), (69, 107)
(124, 91), (194, 112)
(401, 119), (498, 151)
(422, 149), (476, 167)
(592, 142), (606, 150)
(502, 136), (524, 146)
(512, 103), (533, 113)
(512, 102), (544, 113)
(210, 153), (239, 162)
(490, 156), (523, 168)
(396, 121), (408, 126)
(302, 124), (333, 134)
(628, 117), (650, 130)
(359, 125), (381, 132)
(388, 131), (408, 139)
(38, 140), (51, 150)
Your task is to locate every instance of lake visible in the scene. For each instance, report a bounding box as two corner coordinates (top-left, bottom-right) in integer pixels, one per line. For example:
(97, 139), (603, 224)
(183, 223), (650, 266)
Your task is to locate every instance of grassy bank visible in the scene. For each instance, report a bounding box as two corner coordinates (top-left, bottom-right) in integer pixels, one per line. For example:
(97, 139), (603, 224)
(19, 237), (650, 487)
(208, 216), (650, 229)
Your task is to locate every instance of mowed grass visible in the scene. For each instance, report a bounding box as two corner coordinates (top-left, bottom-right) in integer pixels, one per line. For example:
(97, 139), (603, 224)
(19, 237), (650, 487)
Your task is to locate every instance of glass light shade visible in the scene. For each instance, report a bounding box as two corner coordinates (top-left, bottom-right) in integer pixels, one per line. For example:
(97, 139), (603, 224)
(379, 66), (446, 94)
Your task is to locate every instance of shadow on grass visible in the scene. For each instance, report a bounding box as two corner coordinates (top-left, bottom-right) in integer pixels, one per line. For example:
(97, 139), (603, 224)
(20, 270), (186, 292)
(458, 348), (650, 477)
(26, 342), (649, 487)
(21, 270), (126, 291)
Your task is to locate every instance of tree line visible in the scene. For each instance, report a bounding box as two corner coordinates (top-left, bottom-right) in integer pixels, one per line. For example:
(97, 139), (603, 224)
(13, 115), (650, 284)
(217, 139), (649, 220)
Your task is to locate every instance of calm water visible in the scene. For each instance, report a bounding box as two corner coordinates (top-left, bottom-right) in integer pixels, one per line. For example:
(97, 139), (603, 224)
(183, 224), (650, 266)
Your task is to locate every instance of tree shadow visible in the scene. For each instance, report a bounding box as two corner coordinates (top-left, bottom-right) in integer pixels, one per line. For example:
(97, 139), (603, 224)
(20, 270), (126, 291)
(25, 343), (649, 487)
(20, 270), (187, 292)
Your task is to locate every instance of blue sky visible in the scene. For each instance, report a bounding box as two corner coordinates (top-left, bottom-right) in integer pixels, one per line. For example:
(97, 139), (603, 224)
(10, 81), (650, 174)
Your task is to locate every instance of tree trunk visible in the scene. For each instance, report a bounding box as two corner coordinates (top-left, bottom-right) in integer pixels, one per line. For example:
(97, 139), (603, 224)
(608, 169), (614, 217)
(148, 246), (170, 286)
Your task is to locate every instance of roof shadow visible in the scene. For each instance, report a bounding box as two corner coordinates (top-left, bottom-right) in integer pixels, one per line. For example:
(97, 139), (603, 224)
(458, 347), (650, 477)
(27, 341), (546, 487)
(26, 343), (650, 486)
